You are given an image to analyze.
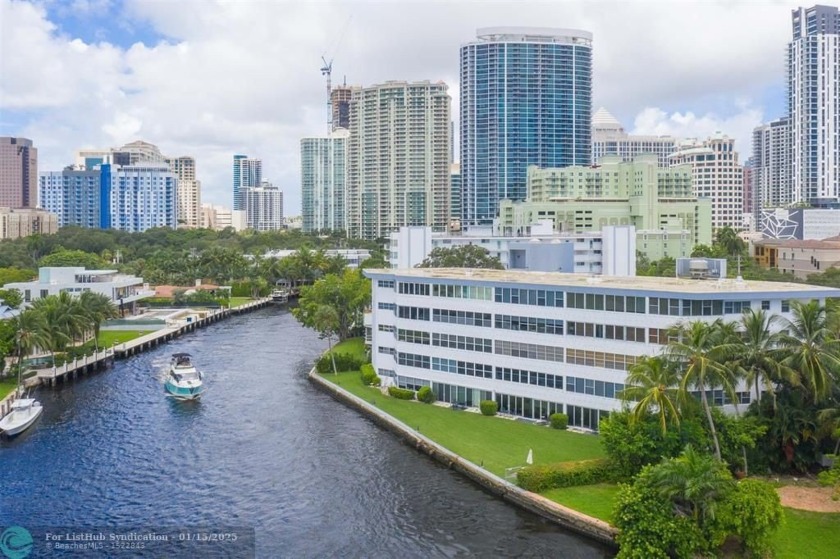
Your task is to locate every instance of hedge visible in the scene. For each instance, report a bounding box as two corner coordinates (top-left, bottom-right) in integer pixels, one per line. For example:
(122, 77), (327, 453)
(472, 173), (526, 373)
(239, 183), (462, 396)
(516, 458), (613, 492)
(479, 400), (498, 416)
(315, 352), (365, 375)
(388, 386), (415, 400)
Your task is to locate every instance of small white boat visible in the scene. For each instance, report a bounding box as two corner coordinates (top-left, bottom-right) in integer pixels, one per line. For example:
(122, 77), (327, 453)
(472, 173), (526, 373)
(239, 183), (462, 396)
(0, 398), (43, 436)
(271, 289), (289, 303)
(165, 353), (205, 401)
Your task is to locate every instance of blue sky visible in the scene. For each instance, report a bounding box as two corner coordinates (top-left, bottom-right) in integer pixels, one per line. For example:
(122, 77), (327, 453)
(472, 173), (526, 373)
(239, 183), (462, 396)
(1, 0), (798, 213)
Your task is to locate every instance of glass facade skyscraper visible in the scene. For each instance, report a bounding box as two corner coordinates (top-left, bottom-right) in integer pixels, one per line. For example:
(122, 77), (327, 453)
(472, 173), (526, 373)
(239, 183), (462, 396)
(301, 129), (349, 233)
(233, 154), (262, 211)
(460, 27), (593, 226)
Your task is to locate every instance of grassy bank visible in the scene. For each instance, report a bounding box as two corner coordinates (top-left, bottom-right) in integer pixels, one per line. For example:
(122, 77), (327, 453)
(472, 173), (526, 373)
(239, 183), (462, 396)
(98, 330), (154, 347)
(319, 338), (840, 557)
(321, 370), (604, 476)
(0, 377), (18, 400)
(228, 297), (254, 308)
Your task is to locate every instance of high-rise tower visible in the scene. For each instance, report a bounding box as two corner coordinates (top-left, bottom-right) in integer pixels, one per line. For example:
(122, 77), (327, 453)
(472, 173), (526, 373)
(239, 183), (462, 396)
(346, 81), (451, 240)
(460, 27), (593, 226)
(0, 137), (38, 208)
(301, 129), (349, 233)
(233, 155), (262, 211)
(788, 5), (840, 205)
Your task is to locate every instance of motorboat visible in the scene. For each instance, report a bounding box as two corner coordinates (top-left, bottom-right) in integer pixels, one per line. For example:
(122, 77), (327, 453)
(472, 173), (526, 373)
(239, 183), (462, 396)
(271, 289), (289, 304)
(165, 353), (205, 401)
(0, 398), (43, 436)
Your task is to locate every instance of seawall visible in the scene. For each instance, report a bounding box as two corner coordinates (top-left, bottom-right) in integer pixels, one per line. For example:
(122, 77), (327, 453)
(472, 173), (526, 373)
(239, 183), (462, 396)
(307, 370), (619, 548)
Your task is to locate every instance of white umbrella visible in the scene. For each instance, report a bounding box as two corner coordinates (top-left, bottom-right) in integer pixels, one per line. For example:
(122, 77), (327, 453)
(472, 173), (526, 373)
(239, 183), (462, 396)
(526, 448), (533, 465)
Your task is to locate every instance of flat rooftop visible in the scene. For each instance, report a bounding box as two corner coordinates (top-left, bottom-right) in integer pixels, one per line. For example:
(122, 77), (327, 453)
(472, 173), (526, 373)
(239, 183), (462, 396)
(366, 268), (840, 296)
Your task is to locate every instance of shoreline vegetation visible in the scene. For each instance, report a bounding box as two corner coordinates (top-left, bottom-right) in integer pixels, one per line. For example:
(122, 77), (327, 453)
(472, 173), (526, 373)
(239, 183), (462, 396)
(318, 338), (840, 559)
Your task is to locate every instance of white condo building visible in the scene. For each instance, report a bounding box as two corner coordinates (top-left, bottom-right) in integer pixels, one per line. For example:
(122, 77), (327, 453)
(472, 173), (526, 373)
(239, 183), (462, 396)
(389, 224), (636, 276)
(592, 108), (678, 167)
(346, 81), (451, 240)
(669, 135), (743, 231)
(789, 5), (840, 205)
(243, 181), (283, 232)
(365, 268), (840, 430)
(200, 203), (246, 231)
(301, 128), (349, 233)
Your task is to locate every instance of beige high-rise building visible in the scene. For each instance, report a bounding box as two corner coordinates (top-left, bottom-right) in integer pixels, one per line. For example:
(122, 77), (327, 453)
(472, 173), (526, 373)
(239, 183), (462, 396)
(592, 108), (678, 167)
(0, 207), (58, 239)
(346, 81), (451, 240)
(0, 137), (38, 208)
(669, 134), (744, 231)
(200, 203), (246, 231)
(331, 85), (357, 131)
(166, 156), (201, 228)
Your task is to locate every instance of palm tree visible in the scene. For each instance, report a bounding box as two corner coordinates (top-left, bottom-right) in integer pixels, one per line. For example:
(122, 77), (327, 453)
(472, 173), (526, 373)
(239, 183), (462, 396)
(648, 445), (735, 526)
(9, 310), (48, 394)
(778, 300), (840, 403)
(79, 291), (119, 351)
(665, 319), (741, 461)
(736, 308), (788, 411)
(621, 356), (683, 435)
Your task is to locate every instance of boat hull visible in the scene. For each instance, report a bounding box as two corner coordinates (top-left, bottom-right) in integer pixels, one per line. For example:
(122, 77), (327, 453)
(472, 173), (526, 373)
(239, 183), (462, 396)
(0, 404), (43, 436)
(164, 380), (204, 401)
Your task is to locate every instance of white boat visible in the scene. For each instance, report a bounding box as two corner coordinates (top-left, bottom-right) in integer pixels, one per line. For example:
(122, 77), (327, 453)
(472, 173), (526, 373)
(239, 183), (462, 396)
(271, 289), (289, 303)
(0, 398), (43, 436)
(164, 353), (205, 401)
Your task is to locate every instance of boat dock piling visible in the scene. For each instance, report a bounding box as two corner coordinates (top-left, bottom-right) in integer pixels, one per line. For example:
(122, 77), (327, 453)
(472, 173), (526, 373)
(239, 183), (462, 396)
(15, 297), (273, 389)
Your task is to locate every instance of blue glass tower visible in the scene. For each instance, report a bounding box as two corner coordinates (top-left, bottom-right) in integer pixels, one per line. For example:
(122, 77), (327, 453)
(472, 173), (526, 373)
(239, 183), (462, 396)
(460, 27), (593, 226)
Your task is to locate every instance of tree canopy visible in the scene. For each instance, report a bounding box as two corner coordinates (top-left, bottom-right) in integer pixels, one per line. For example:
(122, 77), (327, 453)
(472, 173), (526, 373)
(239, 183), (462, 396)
(292, 269), (370, 342)
(417, 245), (504, 269)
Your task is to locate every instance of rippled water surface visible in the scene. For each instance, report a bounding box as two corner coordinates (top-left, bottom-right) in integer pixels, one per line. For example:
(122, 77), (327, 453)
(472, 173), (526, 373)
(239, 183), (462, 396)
(1, 308), (612, 558)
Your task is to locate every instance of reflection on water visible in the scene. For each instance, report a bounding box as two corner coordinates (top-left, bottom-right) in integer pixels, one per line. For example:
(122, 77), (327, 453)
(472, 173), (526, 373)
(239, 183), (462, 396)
(1, 308), (613, 558)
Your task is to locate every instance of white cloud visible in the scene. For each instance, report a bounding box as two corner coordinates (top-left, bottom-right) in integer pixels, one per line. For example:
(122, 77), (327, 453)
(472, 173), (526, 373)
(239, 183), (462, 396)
(1, 0), (801, 214)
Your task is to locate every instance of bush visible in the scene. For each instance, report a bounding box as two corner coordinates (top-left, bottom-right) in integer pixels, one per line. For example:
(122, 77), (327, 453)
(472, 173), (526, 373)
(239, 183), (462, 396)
(549, 412), (568, 430)
(600, 411), (709, 480)
(315, 352), (365, 375)
(417, 386), (435, 403)
(614, 477), (705, 559)
(479, 400), (498, 416)
(516, 458), (613, 492)
(717, 479), (784, 558)
(388, 386), (415, 400)
(360, 363), (380, 386)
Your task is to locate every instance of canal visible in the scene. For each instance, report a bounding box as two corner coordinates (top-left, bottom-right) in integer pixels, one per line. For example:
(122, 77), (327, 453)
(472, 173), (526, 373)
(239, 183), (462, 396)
(1, 308), (612, 558)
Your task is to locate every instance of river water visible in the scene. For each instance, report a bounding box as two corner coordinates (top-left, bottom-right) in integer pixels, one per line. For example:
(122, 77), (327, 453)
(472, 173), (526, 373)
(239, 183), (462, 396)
(1, 308), (612, 558)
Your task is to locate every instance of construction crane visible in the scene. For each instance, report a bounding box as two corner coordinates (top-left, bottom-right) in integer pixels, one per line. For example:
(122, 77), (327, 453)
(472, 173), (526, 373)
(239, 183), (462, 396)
(320, 56), (333, 134)
(320, 16), (352, 134)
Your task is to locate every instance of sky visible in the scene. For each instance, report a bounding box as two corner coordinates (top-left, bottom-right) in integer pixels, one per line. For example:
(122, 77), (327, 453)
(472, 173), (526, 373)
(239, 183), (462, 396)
(0, 0), (802, 216)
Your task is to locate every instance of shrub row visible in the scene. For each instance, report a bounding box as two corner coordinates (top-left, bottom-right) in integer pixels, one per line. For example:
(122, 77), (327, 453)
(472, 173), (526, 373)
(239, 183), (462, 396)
(388, 386), (415, 400)
(315, 352), (365, 375)
(516, 458), (613, 493)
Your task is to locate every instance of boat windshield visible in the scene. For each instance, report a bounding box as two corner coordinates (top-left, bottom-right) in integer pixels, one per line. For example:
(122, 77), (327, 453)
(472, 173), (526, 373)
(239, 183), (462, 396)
(175, 371), (200, 382)
(174, 357), (192, 367)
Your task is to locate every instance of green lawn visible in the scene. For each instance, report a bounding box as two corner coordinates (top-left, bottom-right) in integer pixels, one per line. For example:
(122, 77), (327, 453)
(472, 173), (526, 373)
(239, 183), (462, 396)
(0, 377), (18, 400)
(321, 370), (604, 476)
(542, 483), (620, 522)
(772, 508), (840, 559)
(330, 338), (367, 360)
(98, 330), (154, 347)
(228, 297), (253, 308)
